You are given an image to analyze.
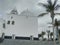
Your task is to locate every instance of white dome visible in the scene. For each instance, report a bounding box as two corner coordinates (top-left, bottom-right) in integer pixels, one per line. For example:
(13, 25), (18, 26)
(20, 9), (36, 16)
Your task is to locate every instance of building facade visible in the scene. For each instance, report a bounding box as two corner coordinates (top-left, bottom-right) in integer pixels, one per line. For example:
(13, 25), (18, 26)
(0, 9), (38, 37)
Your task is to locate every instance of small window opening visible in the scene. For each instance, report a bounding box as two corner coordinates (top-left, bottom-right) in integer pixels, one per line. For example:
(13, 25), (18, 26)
(7, 21), (10, 24)
(12, 21), (15, 25)
(3, 23), (5, 28)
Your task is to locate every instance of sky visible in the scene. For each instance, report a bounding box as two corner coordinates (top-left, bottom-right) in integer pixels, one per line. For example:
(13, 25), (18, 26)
(0, 0), (60, 34)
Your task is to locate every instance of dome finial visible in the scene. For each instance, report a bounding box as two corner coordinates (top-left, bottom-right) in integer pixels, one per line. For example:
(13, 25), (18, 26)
(10, 7), (18, 15)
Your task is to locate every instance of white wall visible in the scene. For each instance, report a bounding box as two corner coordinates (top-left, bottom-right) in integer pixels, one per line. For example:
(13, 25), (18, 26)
(4, 14), (38, 37)
(0, 22), (2, 37)
(0, 18), (5, 37)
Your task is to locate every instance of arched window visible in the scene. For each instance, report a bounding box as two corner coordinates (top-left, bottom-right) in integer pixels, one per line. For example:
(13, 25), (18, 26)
(12, 21), (15, 25)
(7, 21), (10, 24)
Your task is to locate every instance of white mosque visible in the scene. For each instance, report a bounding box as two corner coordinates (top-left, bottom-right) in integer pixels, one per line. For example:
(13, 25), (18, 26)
(0, 8), (38, 37)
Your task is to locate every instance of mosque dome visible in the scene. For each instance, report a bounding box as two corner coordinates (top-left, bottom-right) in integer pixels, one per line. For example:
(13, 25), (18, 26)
(20, 9), (35, 17)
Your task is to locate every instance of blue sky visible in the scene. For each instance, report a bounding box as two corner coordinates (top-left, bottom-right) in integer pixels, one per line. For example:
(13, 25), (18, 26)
(0, 0), (60, 33)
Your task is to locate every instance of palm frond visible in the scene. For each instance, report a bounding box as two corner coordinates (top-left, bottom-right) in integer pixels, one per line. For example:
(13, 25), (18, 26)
(53, 0), (58, 7)
(38, 3), (48, 8)
(55, 5), (60, 10)
(47, 0), (52, 5)
(41, 31), (45, 35)
(38, 13), (48, 17)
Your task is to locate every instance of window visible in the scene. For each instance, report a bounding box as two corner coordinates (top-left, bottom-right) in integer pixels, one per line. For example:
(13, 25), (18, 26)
(3, 23), (5, 28)
(11, 16), (13, 19)
(7, 21), (10, 24)
(12, 21), (15, 25)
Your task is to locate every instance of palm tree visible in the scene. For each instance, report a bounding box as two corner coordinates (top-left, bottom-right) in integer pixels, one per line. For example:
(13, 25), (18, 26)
(54, 19), (59, 40)
(41, 31), (46, 40)
(55, 19), (58, 29)
(50, 32), (53, 40)
(47, 30), (50, 40)
(38, 0), (60, 42)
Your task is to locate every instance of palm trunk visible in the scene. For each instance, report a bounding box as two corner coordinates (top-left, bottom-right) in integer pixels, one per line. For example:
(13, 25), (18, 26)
(52, 17), (56, 45)
(56, 25), (59, 39)
(48, 34), (49, 41)
(51, 11), (55, 45)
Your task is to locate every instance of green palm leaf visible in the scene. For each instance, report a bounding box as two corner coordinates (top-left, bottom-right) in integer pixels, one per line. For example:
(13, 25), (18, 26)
(47, 0), (52, 6)
(38, 13), (48, 17)
(38, 3), (48, 8)
(53, 0), (58, 7)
